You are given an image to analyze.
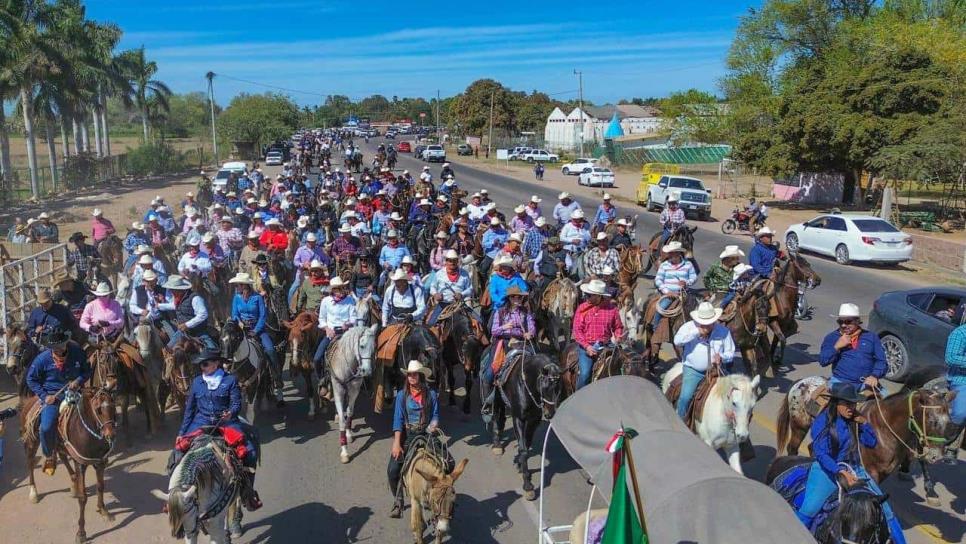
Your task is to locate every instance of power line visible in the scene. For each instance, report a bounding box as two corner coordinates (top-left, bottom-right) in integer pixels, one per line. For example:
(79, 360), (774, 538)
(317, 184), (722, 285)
(211, 73), (329, 98)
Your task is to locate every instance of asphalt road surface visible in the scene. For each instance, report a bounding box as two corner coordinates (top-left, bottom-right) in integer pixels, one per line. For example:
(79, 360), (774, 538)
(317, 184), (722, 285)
(0, 138), (960, 544)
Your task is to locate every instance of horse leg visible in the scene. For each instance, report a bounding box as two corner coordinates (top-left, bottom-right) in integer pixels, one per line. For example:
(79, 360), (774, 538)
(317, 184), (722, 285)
(25, 439), (39, 503)
(228, 497), (244, 539)
(520, 417), (539, 501)
(346, 379), (364, 446)
(157, 380), (169, 424)
(410, 490), (426, 544)
(75, 463), (88, 544)
(462, 363), (473, 415)
(786, 424), (807, 456)
(60, 450), (79, 497)
(724, 444), (744, 475)
(304, 367), (318, 420)
(920, 459), (941, 506)
(491, 402), (505, 456)
(334, 382), (350, 464)
(94, 463), (114, 521)
(768, 322), (786, 366)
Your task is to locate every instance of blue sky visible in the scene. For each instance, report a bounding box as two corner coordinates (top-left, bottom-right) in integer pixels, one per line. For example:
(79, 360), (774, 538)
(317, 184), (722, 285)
(86, 0), (760, 106)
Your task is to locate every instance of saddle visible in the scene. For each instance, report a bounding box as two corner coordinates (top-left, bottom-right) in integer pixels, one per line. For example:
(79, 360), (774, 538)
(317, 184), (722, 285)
(561, 343), (618, 391)
(376, 323), (411, 367)
(664, 366), (720, 430)
(643, 292), (688, 342)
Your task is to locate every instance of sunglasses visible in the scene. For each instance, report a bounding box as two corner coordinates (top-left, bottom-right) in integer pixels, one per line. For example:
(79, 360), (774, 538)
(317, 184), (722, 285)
(837, 319), (858, 326)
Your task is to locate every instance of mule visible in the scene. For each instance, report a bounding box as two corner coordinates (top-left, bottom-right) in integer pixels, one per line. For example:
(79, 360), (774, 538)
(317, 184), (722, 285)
(88, 334), (161, 436)
(405, 455), (469, 544)
(327, 324), (379, 463)
(20, 388), (117, 544)
(490, 351), (562, 500)
(661, 362), (760, 474)
(536, 277), (578, 353)
(283, 311), (322, 420)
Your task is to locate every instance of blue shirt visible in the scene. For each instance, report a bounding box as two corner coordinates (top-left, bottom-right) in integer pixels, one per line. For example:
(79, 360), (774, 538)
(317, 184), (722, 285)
(379, 245), (411, 270)
(179, 372), (242, 435)
(819, 330), (887, 385)
(944, 324), (966, 386)
(593, 204), (617, 227)
(27, 304), (76, 335)
(231, 293), (268, 334)
(810, 409), (877, 478)
(749, 241), (778, 277)
(392, 388), (440, 433)
(482, 228), (509, 259)
(488, 274), (528, 310)
(26, 345), (91, 403)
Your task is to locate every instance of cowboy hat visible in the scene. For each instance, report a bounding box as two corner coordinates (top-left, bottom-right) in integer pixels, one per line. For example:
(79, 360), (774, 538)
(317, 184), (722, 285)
(571, 209), (585, 219)
(91, 282), (112, 297)
(530, 195), (542, 204)
(829, 382), (861, 404)
(252, 211), (264, 219)
(419, 198), (431, 206)
(505, 285), (529, 297)
(435, 231), (448, 239)
(185, 207), (198, 218)
(756, 226), (775, 237)
(666, 193), (680, 203)
(297, 217), (309, 228)
(514, 205), (526, 214)
(136, 244), (152, 254)
(422, 165), (430, 170)
(92, 208), (103, 217)
(266, 218), (282, 227)
(138, 254), (154, 265)
(444, 249), (459, 260)
(690, 301), (723, 325)
(389, 212), (403, 221)
(52, 271), (72, 285)
(306, 232), (318, 242)
(190, 348), (225, 366)
(228, 272), (255, 285)
(390, 268), (410, 282)
(471, 192), (481, 199)
(437, 194), (448, 203)
(601, 265), (616, 276)
(37, 289), (52, 304)
(509, 233), (523, 243)
(534, 217), (547, 227)
(490, 217), (501, 226)
(258, 199), (269, 207)
(602, 193), (612, 200)
(580, 279), (610, 296)
(309, 259), (324, 269)
(142, 270), (158, 282)
(461, 254), (476, 265)
(163, 275), (193, 290)
(835, 303), (861, 319)
(386, 229), (399, 238)
(329, 276), (348, 289)
(732, 263), (753, 280)
(662, 241), (685, 254)
(480, 189), (489, 195)
(401, 256), (415, 266)
(253, 253), (269, 265)
(69, 231), (87, 242)
(596, 232), (608, 241)
(459, 207), (469, 216)
(558, 192), (570, 200)
(247, 231), (260, 239)
(616, 218), (629, 226)
(338, 224), (352, 233)
(493, 255), (514, 268)
(186, 234), (202, 246)
(719, 245), (745, 259)
(405, 359), (432, 378)
(38, 212), (50, 219)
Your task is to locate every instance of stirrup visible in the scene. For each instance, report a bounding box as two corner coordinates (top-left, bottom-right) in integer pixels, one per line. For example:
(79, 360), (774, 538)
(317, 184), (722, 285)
(389, 499), (403, 518)
(43, 457), (57, 476)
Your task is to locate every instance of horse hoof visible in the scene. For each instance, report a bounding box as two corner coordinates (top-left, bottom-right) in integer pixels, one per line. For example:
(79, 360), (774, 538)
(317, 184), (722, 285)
(523, 489), (536, 501)
(340, 453), (350, 464)
(28, 487), (38, 504)
(926, 495), (941, 507)
(100, 509), (115, 522)
(897, 471), (914, 481)
(76, 532), (87, 544)
(491, 446), (504, 456)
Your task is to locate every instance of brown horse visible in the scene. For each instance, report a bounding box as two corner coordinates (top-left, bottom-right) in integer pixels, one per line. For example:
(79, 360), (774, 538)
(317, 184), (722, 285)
(641, 291), (698, 370)
(776, 378), (955, 505)
(718, 286), (772, 381)
(560, 342), (648, 397)
(4, 325), (40, 387)
(87, 335), (161, 437)
(284, 311), (322, 420)
(20, 387), (117, 544)
(766, 252), (821, 369)
(96, 235), (124, 287)
(616, 245), (644, 294)
(159, 335), (202, 415)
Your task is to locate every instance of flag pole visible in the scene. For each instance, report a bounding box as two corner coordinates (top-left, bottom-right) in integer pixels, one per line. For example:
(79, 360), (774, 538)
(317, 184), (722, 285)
(622, 434), (647, 536)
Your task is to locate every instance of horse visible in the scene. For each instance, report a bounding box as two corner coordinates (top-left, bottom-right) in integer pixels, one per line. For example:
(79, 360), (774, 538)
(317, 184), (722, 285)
(434, 302), (486, 414)
(776, 378), (954, 505)
(326, 324), (379, 463)
(717, 285), (772, 381)
(560, 342), (648, 397)
(642, 225), (698, 275)
(661, 362), (760, 474)
(404, 452), (469, 544)
(616, 245), (645, 292)
(641, 291), (698, 370)
(88, 333), (161, 436)
(766, 252), (821, 368)
(151, 435), (240, 544)
(132, 320), (168, 423)
(160, 335), (203, 415)
(766, 458), (892, 544)
(283, 311), (322, 420)
(489, 351), (562, 500)
(20, 387), (117, 544)
(220, 321), (273, 423)
(536, 276), (579, 353)
(4, 325), (39, 387)
(96, 235), (124, 288)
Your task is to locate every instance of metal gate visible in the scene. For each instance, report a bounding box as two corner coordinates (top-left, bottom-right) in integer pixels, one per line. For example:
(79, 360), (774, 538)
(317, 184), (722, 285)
(0, 243), (69, 359)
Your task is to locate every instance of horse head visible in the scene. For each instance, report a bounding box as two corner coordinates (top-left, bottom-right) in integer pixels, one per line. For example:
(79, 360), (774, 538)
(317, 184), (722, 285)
(152, 484), (199, 539)
(357, 324), (379, 375)
(4, 324), (30, 374)
(719, 373), (761, 443)
(536, 357), (563, 420)
(133, 321), (158, 360)
(912, 387), (955, 463)
(788, 252), (821, 288)
(414, 458), (468, 536)
(827, 483), (890, 544)
(221, 320), (244, 360)
(86, 387), (118, 444)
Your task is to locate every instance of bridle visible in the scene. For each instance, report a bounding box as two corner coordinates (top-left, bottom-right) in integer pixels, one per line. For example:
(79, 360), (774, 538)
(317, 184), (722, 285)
(871, 389), (948, 461)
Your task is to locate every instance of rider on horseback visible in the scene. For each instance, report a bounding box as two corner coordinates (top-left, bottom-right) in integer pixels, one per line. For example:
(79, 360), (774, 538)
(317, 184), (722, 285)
(128, 270), (167, 330)
(67, 232), (101, 285)
(480, 286), (535, 420)
(703, 245), (744, 298)
(27, 289), (78, 346)
(229, 272), (284, 402)
(749, 227), (779, 278)
(177, 235), (213, 277)
(586, 233), (619, 278)
(522, 217), (552, 260)
(719, 264), (754, 309)
(312, 277), (359, 393)
(79, 283), (124, 340)
(672, 302), (735, 419)
(572, 279), (624, 389)
(610, 218), (633, 250)
(381, 269), (426, 327)
(533, 236), (571, 292)
(90, 208), (116, 245)
(427, 250), (473, 326)
(553, 192), (582, 226)
(510, 205), (534, 234)
(650, 241), (697, 333)
(592, 194), (617, 231)
(559, 209), (590, 253)
(158, 275), (219, 351)
(659, 194), (686, 246)
(819, 304), (886, 391)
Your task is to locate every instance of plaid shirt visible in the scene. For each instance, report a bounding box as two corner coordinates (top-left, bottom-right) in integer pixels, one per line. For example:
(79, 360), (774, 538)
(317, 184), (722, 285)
(585, 247), (619, 275)
(945, 324), (966, 386)
(331, 236), (361, 261)
(68, 244), (100, 274)
(573, 300), (624, 349)
(522, 228), (550, 259)
(660, 207), (686, 229)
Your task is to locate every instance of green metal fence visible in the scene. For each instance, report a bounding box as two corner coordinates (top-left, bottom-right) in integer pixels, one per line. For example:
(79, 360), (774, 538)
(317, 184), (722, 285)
(1, 153), (130, 202)
(593, 144), (732, 166)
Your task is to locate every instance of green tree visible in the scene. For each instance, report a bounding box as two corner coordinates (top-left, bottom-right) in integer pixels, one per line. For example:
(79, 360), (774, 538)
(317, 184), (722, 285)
(165, 92), (212, 138)
(218, 92), (299, 151)
(658, 89), (727, 145)
(118, 46), (171, 142)
(451, 79), (516, 138)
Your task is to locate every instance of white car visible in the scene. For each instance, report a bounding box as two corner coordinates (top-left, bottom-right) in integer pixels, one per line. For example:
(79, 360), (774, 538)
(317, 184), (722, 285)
(213, 161), (247, 190)
(783, 214), (913, 265)
(265, 151), (284, 166)
(578, 167), (615, 187)
(522, 149), (558, 163)
(561, 158), (598, 175)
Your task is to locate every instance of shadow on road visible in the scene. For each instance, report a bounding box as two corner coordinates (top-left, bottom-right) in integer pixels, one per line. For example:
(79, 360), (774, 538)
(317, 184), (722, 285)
(247, 502), (373, 543)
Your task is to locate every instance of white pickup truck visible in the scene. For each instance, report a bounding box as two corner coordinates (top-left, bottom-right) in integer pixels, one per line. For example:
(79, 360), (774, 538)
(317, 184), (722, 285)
(422, 144), (446, 163)
(644, 175), (713, 221)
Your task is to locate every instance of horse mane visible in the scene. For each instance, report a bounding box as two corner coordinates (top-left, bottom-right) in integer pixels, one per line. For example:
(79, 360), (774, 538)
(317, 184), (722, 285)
(710, 373), (755, 404)
(286, 311), (319, 341)
(826, 485), (887, 543)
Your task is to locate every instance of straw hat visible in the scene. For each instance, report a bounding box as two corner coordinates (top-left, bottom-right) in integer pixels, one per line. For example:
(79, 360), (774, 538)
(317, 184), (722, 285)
(390, 269), (410, 282)
(405, 360), (432, 378)
(493, 255), (514, 268)
(444, 249), (459, 260)
(571, 209), (585, 219)
(530, 195), (542, 204)
(558, 192), (570, 200)
(666, 192), (679, 203)
(435, 231), (448, 240)
(37, 289), (52, 304)
(732, 263), (753, 280)
(514, 205), (526, 214)
(131, 221), (145, 231)
(389, 212), (403, 221)
(756, 227), (775, 237)
(401, 256), (415, 266)
(163, 275), (193, 290)
(719, 245), (745, 259)
(505, 285), (529, 298)
(690, 301), (723, 325)
(228, 272), (255, 285)
(142, 270), (158, 282)
(596, 232), (608, 241)
(602, 193), (612, 201)
(419, 198), (431, 206)
(662, 241), (685, 254)
(138, 254), (154, 265)
(137, 244), (152, 255)
(509, 233), (523, 243)
(386, 229), (399, 238)
(580, 279), (609, 296)
(616, 218), (629, 226)
(247, 231), (260, 239)
(338, 224), (351, 233)
(92, 282), (112, 297)
(309, 259), (324, 269)
(329, 277), (348, 289)
(38, 212), (50, 220)
(535, 217), (547, 227)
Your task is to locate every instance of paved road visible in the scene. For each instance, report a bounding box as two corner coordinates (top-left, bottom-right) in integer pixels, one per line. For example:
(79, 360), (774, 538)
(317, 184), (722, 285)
(0, 140), (960, 544)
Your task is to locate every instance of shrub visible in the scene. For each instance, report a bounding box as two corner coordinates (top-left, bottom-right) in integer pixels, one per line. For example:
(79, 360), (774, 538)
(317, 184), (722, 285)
(125, 142), (190, 176)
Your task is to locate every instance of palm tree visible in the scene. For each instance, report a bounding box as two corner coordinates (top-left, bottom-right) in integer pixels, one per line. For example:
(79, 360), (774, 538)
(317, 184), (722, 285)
(119, 47), (171, 142)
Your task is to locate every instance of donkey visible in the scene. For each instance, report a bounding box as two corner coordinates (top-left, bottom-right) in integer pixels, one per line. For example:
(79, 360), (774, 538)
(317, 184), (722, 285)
(405, 456), (469, 544)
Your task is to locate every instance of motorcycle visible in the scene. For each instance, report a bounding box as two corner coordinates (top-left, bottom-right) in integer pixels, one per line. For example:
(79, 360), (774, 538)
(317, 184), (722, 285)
(720, 207), (765, 235)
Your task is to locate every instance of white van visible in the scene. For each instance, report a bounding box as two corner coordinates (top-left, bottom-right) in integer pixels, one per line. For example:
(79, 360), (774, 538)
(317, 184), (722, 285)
(213, 162), (247, 190)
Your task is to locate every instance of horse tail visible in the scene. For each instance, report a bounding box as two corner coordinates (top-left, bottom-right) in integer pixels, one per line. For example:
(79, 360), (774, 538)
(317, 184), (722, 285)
(776, 394), (792, 455)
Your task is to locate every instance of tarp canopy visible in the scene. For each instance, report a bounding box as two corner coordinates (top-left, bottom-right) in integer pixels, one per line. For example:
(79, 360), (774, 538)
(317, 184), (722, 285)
(550, 376), (815, 544)
(604, 112), (624, 139)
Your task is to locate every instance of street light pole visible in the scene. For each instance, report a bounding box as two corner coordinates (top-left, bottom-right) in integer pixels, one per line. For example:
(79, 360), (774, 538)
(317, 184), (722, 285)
(574, 69), (584, 157)
(487, 90), (495, 158)
(206, 71), (219, 165)
(435, 89), (441, 143)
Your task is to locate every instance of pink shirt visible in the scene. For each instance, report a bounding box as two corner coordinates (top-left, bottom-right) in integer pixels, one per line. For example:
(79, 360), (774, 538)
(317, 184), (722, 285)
(91, 218), (115, 242)
(80, 297), (124, 337)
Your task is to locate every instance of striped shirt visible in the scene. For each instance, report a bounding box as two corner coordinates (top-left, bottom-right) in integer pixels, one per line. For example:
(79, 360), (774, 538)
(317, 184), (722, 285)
(655, 260), (697, 294)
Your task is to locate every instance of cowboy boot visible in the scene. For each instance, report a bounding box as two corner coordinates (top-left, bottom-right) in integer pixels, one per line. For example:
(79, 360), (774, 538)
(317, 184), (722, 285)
(943, 422), (963, 465)
(240, 470), (263, 511)
(43, 456), (57, 476)
(229, 503), (244, 538)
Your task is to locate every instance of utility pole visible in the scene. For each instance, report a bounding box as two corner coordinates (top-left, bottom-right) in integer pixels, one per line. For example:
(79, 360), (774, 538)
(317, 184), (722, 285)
(574, 69), (585, 157)
(206, 72), (219, 165)
(435, 89), (441, 143)
(487, 90), (495, 158)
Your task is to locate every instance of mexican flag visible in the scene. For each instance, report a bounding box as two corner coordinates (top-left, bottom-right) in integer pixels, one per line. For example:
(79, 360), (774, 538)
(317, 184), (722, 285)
(601, 428), (648, 544)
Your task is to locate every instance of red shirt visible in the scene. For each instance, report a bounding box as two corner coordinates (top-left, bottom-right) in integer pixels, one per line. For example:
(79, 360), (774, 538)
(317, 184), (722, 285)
(572, 300), (624, 349)
(259, 229), (289, 252)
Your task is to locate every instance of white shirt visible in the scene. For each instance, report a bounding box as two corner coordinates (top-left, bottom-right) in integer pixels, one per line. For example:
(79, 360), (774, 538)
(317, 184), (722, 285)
(381, 283), (426, 325)
(317, 295), (359, 330)
(419, 172), (432, 183)
(467, 203), (488, 221)
(129, 288), (171, 320)
(559, 222), (591, 252)
(673, 321), (736, 372)
(177, 251), (213, 276)
(350, 222), (369, 238)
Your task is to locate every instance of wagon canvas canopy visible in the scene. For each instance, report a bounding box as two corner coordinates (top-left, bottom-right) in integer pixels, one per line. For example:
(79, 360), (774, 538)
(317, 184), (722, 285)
(547, 376), (815, 544)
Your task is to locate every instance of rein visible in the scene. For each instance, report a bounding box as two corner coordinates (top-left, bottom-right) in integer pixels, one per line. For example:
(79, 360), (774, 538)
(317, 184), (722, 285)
(871, 390), (946, 461)
(60, 389), (114, 464)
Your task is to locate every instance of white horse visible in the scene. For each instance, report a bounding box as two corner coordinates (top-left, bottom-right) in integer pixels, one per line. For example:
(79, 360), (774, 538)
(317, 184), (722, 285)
(618, 295), (645, 343)
(151, 439), (239, 544)
(328, 324), (379, 463)
(661, 362), (760, 474)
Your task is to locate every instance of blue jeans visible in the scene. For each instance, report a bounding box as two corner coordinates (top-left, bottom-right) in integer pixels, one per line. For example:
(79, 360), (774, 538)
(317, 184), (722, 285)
(719, 290), (737, 308)
(39, 403), (59, 456)
(676, 365), (705, 418)
(651, 296), (674, 329)
(167, 330), (218, 352)
(257, 331), (278, 368)
(288, 270), (302, 305)
(660, 227), (672, 245)
(950, 381), (966, 425)
(576, 348), (595, 389)
(481, 352), (495, 385)
(798, 461), (837, 521)
(314, 334), (333, 376)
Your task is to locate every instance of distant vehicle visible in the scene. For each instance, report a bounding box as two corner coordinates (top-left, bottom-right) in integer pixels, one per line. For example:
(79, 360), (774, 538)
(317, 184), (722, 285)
(265, 151), (284, 166)
(457, 144), (473, 156)
(522, 149), (558, 163)
(641, 175), (712, 220)
(385, 131), (396, 139)
(561, 158), (598, 175)
(783, 214), (913, 265)
(423, 144), (446, 163)
(213, 161), (246, 190)
(868, 286), (966, 380)
(397, 141), (412, 153)
(414, 145), (427, 159)
(578, 167), (615, 188)
(508, 147), (532, 160)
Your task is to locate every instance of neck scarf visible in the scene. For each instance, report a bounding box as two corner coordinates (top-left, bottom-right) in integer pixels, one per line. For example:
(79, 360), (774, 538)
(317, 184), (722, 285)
(52, 351), (67, 372)
(202, 368), (225, 390)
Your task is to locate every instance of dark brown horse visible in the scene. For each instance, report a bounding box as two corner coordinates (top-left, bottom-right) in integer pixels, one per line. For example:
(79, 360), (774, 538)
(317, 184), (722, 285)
(767, 252), (821, 369)
(283, 311), (322, 420)
(641, 291), (698, 370)
(642, 225), (697, 275)
(718, 285), (772, 381)
(434, 302), (486, 414)
(159, 335), (202, 415)
(4, 325), (40, 387)
(20, 387), (117, 544)
(96, 235), (124, 288)
(87, 334), (161, 437)
(560, 342), (648, 398)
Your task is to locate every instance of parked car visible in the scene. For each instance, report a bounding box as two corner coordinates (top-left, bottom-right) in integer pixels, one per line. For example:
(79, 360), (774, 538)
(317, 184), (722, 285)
(641, 175), (712, 220)
(509, 147), (532, 160)
(414, 145), (427, 159)
(522, 149), (559, 163)
(265, 151), (284, 166)
(457, 144), (473, 156)
(423, 144), (446, 162)
(397, 141), (412, 153)
(578, 167), (615, 187)
(385, 131), (396, 139)
(868, 287), (966, 380)
(783, 214), (913, 265)
(561, 158), (598, 175)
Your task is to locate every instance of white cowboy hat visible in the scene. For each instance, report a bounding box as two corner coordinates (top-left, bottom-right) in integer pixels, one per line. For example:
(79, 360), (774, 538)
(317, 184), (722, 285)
(459, 207), (469, 216)
(142, 270), (158, 282)
(329, 276), (348, 289)
(514, 205), (526, 214)
(338, 224), (351, 233)
(297, 217), (309, 228)
(403, 170), (409, 174)
(131, 221), (145, 231)
(419, 198), (431, 206)
(666, 193), (680, 203)
(472, 192), (482, 199)
(92, 208), (103, 217)
(138, 254), (154, 265)
(157, 206), (170, 213)
(309, 259), (324, 269)
(227, 191), (237, 197)
(596, 232), (608, 241)
(461, 255), (476, 265)
(442, 162), (450, 167)
(493, 255), (514, 268)
(580, 279), (610, 296)
(266, 218), (282, 227)
(253, 211), (264, 219)
(732, 263), (753, 280)
(490, 217), (501, 226)
(405, 359), (432, 378)
(386, 229), (399, 238)
(690, 301), (723, 325)
(389, 212), (403, 221)
(719, 245), (746, 259)
(91, 282), (112, 297)
(401, 256), (415, 266)
(390, 268), (410, 281)
(359, 193), (370, 199)
(602, 193), (612, 200)
(437, 194), (448, 203)
(535, 217), (547, 227)
(756, 226), (775, 237)
(137, 244), (152, 254)
(601, 265), (616, 276)
(38, 212), (50, 219)
(836, 303), (861, 318)
(444, 249), (459, 260)
(509, 233), (523, 243)
(662, 241), (685, 254)
(306, 232), (318, 242)
(616, 218), (629, 226)
(186, 191), (194, 197)
(258, 199), (269, 207)
(422, 166), (430, 170)
(228, 272), (255, 285)
(186, 234), (202, 246)
(435, 231), (448, 239)
(480, 189), (489, 195)
(444, 179), (455, 186)
(247, 231), (260, 239)
(558, 192), (570, 200)
(571, 209), (585, 219)
(246, 198), (257, 205)
(202, 232), (215, 244)
(530, 195), (542, 204)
